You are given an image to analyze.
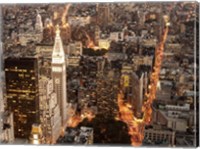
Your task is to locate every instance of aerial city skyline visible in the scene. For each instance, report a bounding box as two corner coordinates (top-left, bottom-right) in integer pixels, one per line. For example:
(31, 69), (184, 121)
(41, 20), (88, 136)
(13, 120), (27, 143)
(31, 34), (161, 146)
(0, 2), (199, 147)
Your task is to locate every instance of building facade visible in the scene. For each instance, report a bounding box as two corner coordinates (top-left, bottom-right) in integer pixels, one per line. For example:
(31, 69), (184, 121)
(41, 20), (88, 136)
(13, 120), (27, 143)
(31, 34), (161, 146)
(96, 4), (111, 26)
(0, 111), (15, 143)
(144, 128), (175, 146)
(4, 57), (40, 138)
(29, 124), (44, 144)
(132, 71), (144, 119)
(18, 13), (43, 46)
(35, 13), (43, 34)
(120, 64), (133, 103)
(0, 41), (3, 112)
(39, 76), (61, 144)
(51, 26), (67, 127)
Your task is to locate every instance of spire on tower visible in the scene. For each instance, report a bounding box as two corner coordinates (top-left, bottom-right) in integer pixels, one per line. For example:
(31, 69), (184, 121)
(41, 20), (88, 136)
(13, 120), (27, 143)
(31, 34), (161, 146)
(35, 11), (43, 33)
(55, 25), (60, 37)
(51, 25), (67, 128)
(52, 25), (65, 64)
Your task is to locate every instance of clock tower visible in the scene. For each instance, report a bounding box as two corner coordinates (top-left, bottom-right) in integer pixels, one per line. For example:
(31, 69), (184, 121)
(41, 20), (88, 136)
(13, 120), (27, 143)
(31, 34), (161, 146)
(52, 25), (67, 127)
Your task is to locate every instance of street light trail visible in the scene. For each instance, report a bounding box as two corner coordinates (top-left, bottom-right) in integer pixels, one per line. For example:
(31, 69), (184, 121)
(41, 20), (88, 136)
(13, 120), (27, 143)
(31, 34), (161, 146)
(117, 25), (169, 146)
(66, 109), (95, 128)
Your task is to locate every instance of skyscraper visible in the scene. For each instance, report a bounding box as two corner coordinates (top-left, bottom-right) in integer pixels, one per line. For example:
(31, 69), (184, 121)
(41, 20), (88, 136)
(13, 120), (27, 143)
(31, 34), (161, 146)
(96, 4), (111, 27)
(0, 5), (3, 112)
(35, 12), (44, 43)
(4, 57), (40, 138)
(0, 111), (15, 143)
(132, 71), (144, 119)
(39, 76), (61, 144)
(121, 64), (133, 103)
(52, 25), (67, 127)
(94, 25), (100, 46)
(0, 42), (3, 112)
(35, 12), (43, 33)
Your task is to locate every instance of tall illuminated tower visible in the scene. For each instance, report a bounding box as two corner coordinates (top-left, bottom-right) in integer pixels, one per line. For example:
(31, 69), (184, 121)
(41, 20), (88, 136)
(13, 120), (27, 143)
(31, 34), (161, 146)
(52, 25), (67, 127)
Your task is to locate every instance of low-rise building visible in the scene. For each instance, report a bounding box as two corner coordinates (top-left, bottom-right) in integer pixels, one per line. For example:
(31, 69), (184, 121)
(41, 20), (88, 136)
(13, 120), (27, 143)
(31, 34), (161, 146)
(29, 124), (44, 144)
(132, 55), (153, 70)
(75, 127), (93, 145)
(68, 16), (91, 26)
(98, 39), (110, 50)
(58, 127), (94, 145)
(144, 128), (175, 146)
(0, 111), (15, 143)
(68, 41), (83, 56)
(153, 106), (190, 132)
(67, 56), (80, 67)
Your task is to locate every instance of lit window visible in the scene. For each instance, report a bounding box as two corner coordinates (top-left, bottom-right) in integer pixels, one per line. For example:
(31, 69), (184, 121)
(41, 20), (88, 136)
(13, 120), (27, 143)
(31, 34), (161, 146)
(18, 74), (24, 78)
(25, 74), (30, 77)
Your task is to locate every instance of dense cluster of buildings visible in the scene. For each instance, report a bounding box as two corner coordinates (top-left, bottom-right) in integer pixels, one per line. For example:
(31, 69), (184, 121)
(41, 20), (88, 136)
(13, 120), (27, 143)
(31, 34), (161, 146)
(0, 2), (198, 147)
(1, 24), (68, 143)
(57, 127), (93, 145)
